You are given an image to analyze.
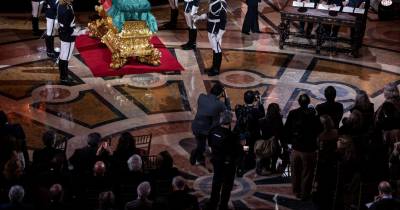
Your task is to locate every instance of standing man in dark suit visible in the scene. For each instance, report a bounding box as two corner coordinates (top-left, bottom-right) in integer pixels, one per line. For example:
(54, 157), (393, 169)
(32, 130), (62, 173)
(207, 111), (243, 210)
(69, 132), (101, 175)
(284, 94), (322, 200)
(190, 82), (231, 166)
(242, 0), (261, 35)
(315, 86), (344, 128)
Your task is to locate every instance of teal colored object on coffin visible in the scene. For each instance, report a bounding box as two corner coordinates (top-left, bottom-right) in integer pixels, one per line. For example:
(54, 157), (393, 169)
(107, 0), (158, 33)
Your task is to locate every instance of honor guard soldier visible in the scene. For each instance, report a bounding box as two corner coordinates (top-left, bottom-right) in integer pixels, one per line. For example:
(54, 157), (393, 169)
(162, 0), (179, 29)
(57, 0), (77, 84)
(45, 0), (59, 58)
(181, 0), (200, 50)
(31, 0), (44, 36)
(194, 0), (227, 76)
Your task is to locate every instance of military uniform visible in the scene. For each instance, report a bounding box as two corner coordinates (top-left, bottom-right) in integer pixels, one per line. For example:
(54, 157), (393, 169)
(163, 0), (179, 29)
(181, 0), (200, 50)
(31, 0), (44, 35)
(199, 0), (227, 76)
(57, 1), (76, 84)
(45, 0), (59, 58)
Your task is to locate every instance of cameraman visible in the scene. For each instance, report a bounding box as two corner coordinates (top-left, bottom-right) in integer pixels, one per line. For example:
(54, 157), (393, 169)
(234, 90), (265, 174)
(191, 82), (231, 166)
(207, 111), (243, 210)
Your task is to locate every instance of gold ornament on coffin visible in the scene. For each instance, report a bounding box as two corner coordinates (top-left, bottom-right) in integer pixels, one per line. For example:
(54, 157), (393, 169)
(87, 5), (161, 69)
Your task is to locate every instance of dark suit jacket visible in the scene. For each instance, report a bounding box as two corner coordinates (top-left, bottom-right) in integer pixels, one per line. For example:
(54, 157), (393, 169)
(32, 147), (61, 172)
(246, 0), (260, 6)
(0, 203), (33, 210)
(284, 107), (323, 152)
(369, 198), (400, 210)
(125, 198), (153, 210)
(192, 94), (230, 135)
(316, 101), (344, 129)
(167, 190), (199, 210)
(69, 146), (98, 174)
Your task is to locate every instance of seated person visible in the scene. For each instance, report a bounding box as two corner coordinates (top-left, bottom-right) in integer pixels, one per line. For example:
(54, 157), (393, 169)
(320, 0), (344, 38)
(298, 0), (320, 36)
(368, 181), (400, 210)
(345, 0), (369, 43)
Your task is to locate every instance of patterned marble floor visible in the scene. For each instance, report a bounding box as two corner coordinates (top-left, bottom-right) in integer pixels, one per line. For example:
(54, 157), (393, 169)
(0, 0), (400, 209)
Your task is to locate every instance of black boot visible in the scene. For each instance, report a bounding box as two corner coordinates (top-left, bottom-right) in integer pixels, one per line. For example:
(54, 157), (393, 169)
(58, 60), (71, 84)
(181, 29), (197, 50)
(45, 36), (59, 58)
(207, 52), (222, 76)
(160, 9), (178, 30)
(32, 17), (42, 36)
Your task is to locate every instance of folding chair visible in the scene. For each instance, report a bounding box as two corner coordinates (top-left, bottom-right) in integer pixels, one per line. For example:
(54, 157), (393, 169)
(134, 134), (152, 155)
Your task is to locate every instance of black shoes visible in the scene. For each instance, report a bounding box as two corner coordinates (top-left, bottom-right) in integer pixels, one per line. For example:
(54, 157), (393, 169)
(189, 149), (196, 165)
(45, 36), (59, 58)
(161, 9), (178, 30)
(207, 52), (222, 76)
(181, 29), (197, 50)
(32, 17), (43, 36)
(58, 59), (72, 85)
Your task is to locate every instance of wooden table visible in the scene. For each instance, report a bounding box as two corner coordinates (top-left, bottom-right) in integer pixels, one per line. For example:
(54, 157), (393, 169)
(278, 6), (364, 57)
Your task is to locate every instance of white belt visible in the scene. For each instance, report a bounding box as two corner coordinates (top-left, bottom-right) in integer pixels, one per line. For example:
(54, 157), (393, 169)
(184, 0), (193, 2)
(208, 19), (220, 23)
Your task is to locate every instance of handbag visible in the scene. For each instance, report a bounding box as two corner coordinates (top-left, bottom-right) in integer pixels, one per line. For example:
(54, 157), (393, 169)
(254, 136), (279, 158)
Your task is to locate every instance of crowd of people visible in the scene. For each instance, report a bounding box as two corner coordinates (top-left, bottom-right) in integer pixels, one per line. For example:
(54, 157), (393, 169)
(1, 81), (400, 210)
(190, 82), (400, 210)
(0, 122), (198, 210)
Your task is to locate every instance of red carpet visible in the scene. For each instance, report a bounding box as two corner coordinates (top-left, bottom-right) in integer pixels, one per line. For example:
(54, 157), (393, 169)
(75, 35), (184, 77)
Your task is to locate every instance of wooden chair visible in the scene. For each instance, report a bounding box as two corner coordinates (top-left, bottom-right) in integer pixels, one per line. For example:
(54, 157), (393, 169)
(141, 155), (159, 172)
(53, 135), (68, 153)
(134, 134), (152, 155)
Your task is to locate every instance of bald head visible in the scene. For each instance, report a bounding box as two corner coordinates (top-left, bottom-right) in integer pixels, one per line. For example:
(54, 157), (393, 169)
(378, 181), (392, 195)
(93, 161), (106, 176)
(49, 184), (63, 202)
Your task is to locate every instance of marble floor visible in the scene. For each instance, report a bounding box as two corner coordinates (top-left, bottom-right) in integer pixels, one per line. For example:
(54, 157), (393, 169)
(0, 0), (400, 209)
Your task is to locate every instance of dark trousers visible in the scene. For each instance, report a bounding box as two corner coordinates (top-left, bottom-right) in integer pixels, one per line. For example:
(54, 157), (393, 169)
(299, 22), (314, 36)
(242, 5), (260, 33)
(208, 159), (237, 210)
(290, 150), (317, 198)
(323, 25), (340, 38)
(193, 133), (207, 162)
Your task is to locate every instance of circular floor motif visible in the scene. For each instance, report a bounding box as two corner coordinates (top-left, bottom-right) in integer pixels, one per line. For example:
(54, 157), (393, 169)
(219, 70), (262, 88)
(39, 88), (71, 100)
(193, 175), (256, 200)
(124, 73), (167, 88)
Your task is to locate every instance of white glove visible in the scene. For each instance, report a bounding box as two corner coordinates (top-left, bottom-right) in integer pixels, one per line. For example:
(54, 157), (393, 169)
(191, 6), (198, 16)
(193, 13), (207, 22)
(72, 27), (88, 36)
(343, 0), (349, 6)
(216, 29), (225, 41)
